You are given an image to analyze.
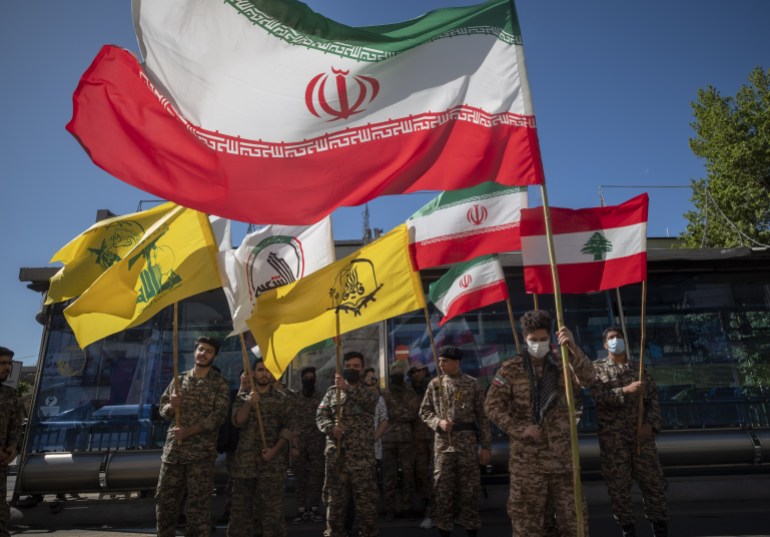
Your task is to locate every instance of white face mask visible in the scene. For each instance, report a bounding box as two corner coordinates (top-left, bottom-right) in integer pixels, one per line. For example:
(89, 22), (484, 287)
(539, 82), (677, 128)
(527, 340), (550, 359)
(607, 337), (626, 355)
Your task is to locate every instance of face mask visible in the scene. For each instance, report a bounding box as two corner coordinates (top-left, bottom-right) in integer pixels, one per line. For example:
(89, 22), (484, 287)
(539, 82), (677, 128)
(390, 374), (405, 386)
(301, 379), (315, 395)
(342, 368), (361, 384)
(607, 337), (626, 355)
(527, 340), (550, 359)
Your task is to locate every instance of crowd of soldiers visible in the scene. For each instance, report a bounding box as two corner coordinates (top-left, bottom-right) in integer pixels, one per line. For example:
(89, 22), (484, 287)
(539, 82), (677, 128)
(149, 308), (670, 537)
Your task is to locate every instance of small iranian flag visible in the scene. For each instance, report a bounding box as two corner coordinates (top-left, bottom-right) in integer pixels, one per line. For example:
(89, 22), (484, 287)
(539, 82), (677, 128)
(520, 194), (648, 294)
(408, 182), (528, 270)
(429, 255), (508, 326)
(66, 0), (543, 225)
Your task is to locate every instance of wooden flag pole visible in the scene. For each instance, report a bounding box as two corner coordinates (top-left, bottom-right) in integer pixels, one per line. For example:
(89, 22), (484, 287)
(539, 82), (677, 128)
(539, 184), (585, 537)
(532, 293), (539, 311)
(614, 288), (631, 348)
(635, 281), (648, 455)
(172, 302), (182, 443)
(505, 298), (522, 355)
(423, 305), (452, 448)
(334, 309), (344, 466)
(239, 334), (266, 450)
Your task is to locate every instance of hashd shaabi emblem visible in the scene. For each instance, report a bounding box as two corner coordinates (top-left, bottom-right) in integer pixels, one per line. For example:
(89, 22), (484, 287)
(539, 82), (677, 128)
(328, 259), (383, 316)
(128, 225), (182, 305)
(580, 232), (613, 261)
(88, 220), (145, 270)
(247, 235), (307, 299)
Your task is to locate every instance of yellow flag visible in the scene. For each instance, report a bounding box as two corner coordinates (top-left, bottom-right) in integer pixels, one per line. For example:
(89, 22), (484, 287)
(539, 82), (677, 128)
(46, 202), (177, 305)
(247, 224), (426, 378)
(64, 206), (221, 348)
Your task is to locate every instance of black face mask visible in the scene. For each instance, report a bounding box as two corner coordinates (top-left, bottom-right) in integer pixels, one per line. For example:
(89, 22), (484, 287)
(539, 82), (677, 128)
(342, 368), (361, 384)
(390, 374), (405, 386)
(301, 379), (316, 395)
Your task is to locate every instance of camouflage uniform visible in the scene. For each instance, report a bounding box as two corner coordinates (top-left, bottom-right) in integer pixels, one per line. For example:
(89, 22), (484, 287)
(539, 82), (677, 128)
(484, 348), (594, 536)
(292, 389), (325, 513)
(410, 383), (434, 512)
(419, 373), (491, 532)
(156, 368), (230, 537)
(0, 384), (22, 537)
(316, 383), (379, 537)
(381, 384), (420, 514)
(227, 385), (294, 537)
(591, 357), (668, 527)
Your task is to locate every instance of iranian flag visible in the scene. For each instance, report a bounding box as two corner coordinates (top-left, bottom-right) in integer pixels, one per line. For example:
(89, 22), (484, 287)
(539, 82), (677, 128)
(408, 182), (527, 270)
(520, 194), (649, 294)
(66, 0), (543, 225)
(429, 255), (508, 326)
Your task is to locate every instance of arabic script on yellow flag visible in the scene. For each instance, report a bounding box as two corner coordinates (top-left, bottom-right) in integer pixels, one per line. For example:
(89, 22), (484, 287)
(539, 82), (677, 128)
(247, 224), (426, 378)
(46, 202), (178, 305)
(64, 206), (221, 348)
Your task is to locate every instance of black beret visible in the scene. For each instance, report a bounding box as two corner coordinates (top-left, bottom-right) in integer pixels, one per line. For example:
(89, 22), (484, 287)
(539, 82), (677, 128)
(438, 345), (462, 360)
(300, 366), (316, 377)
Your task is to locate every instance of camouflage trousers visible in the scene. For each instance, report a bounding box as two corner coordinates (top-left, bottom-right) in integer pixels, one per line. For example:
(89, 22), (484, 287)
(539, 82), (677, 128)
(432, 449), (481, 531)
(412, 439), (433, 504)
(599, 435), (668, 525)
(294, 438), (325, 510)
(507, 462), (588, 537)
(323, 455), (379, 537)
(155, 461), (215, 537)
(381, 441), (415, 512)
(1, 469), (9, 537)
(227, 464), (287, 537)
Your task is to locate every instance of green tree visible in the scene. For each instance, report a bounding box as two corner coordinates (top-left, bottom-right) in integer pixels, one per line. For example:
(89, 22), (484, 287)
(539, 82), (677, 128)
(679, 67), (770, 248)
(580, 232), (613, 260)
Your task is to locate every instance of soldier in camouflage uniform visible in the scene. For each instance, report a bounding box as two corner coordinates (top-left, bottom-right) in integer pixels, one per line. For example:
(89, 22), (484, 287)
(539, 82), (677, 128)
(0, 347), (22, 537)
(591, 327), (668, 537)
(484, 310), (595, 537)
(292, 366), (325, 524)
(408, 361), (435, 528)
(316, 351), (379, 537)
(419, 346), (491, 537)
(382, 359), (420, 519)
(227, 359), (294, 537)
(156, 336), (230, 537)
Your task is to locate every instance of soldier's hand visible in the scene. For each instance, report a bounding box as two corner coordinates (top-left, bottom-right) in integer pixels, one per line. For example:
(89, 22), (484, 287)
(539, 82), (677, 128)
(332, 425), (345, 440)
(262, 446), (278, 462)
(522, 424), (541, 441)
(637, 423), (654, 440)
(290, 445), (300, 460)
(334, 373), (349, 391)
(248, 390), (261, 407)
(239, 373), (250, 392)
(623, 380), (643, 395)
(478, 448), (491, 466)
(439, 419), (453, 433)
(171, 426), (191, 442)
(1, 446), (17, 466)
(169, 393), (182, 409)
(556, 327), (576, 352)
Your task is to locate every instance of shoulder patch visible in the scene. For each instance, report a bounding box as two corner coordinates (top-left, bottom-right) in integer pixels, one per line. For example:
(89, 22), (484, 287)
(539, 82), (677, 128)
(492, 374), (506, 387)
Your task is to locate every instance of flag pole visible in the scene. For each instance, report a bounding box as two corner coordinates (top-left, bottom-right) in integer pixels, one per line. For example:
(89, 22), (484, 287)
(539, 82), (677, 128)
(422, 305), (452, 448)
(172, 302), (182, 442)
(505, 298), (522, 355)
(334, 308), (344, 466)
(635, 281), (648, 455)
(239, 333), (267, 450)
(532, 293), (539, 311)
(539, 184), (585, 537)
(614, 288), (631, 348)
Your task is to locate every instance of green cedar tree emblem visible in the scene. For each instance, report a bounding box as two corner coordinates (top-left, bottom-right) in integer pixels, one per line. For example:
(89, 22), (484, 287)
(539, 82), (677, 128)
(580, 232), (613, 261)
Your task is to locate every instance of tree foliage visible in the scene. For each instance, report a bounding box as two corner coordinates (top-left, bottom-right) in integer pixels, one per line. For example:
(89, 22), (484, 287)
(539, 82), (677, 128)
(679, 67), (770, 248)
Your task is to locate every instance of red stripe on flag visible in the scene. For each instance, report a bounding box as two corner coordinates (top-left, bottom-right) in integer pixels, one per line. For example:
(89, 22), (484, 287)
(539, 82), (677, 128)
(523, 253), (647, 294)
(410, 227), (521, 270)
(67, 46), (545, 225)
(439, 282), (508, 326)
(520, 194), (648, 236)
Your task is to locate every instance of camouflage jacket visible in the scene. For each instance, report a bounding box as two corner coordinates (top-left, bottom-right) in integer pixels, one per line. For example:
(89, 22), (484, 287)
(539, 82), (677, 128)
(410, 384), (433, 442)
(484, 348), (594, 473)
(230, 385), (294, 477)
(382, 385), (420, 443)
(0, 384), (22, 452)
(316, 383), (378, 462)
(420, 373), (491, 453)
(159, 368), (230, 464)
(295, 390), (325, 447)
(591, 356), (662, 438)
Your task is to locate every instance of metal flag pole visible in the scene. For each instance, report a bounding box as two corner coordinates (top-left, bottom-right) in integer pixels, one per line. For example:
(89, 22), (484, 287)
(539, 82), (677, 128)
(423, 305), (452, 449)
(172, 302), (182, 443)
(539, 184), (585, 537)
(239, 333), (266, 449)
(635, 281), (648, 455)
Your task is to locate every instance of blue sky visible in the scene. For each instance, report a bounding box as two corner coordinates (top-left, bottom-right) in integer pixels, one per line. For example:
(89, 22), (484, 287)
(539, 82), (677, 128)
(2, 1), (768, 366)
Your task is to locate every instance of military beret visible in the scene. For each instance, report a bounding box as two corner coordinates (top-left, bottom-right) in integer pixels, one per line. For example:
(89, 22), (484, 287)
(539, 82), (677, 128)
(438, 345), (462, 360)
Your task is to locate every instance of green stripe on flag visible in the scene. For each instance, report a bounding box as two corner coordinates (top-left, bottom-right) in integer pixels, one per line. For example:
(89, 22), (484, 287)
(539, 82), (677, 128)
(429, 254), (497, 304)
(225, 0), (523, 61)
(410, 182), (528, 219)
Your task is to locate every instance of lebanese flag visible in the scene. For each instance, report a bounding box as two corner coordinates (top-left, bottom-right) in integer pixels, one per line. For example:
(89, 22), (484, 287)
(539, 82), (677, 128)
(429, 255), (508, 326)
(66, 0), (543, 225)
(408, 182), (528, 270)
(520, 194), (648, 294)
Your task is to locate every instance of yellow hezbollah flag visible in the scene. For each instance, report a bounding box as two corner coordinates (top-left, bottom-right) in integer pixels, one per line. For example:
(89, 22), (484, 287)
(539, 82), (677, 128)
(64, 205), (221, 348)
(248, 224), (426, 377)
(46, 202), (177, 305)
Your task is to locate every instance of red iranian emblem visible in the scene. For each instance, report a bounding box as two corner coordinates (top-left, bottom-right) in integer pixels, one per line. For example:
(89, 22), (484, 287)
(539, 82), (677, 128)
(459, 275), (472, 289)
(305, 68), (380, 122)
(466, 205), (488, 226)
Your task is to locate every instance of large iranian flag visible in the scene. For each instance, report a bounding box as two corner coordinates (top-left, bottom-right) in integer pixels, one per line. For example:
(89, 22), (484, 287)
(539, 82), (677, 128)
(429, 255), (508, 326)
(520, 194), (649, 294)
(408, 182), (527, 270)
(66, 0), (543, 225)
